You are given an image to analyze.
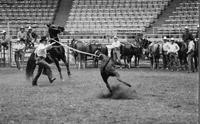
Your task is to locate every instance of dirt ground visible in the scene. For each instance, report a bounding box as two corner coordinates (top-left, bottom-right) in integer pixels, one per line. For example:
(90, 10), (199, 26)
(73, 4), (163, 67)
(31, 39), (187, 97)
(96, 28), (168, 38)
(0, 67), (198, 124)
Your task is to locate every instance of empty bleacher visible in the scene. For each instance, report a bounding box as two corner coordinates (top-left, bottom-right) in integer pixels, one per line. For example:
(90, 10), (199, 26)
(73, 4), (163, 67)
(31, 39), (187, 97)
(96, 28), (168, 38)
(153, 0), (199, 37)
(0, 0), (59, 38)
(65, 0), (171, 35)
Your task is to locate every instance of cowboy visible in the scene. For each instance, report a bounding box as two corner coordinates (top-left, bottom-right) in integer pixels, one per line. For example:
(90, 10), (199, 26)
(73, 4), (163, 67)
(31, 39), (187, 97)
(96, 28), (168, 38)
(187, 40), (195, 73)
(26, 26), (37, 48)
(13, 39), (25, 71)
(167, 38), (180, 55)
(182, 26), (194, 45)
(17, 26), (26, 43)
(111, 35), (121, 64)
(1, 30), (10, 50)
(32, 36), (56, 86)
(162, 36), (170, 69)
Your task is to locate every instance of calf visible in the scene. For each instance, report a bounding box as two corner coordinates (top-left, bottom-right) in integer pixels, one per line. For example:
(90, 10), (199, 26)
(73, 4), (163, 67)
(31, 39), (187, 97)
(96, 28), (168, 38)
(95, 51), (131, 94)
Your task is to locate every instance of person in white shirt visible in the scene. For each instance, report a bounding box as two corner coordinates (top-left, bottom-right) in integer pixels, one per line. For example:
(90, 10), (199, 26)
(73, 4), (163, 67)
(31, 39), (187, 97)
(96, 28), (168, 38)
(167, 38), (180, 55)
(17, 26), (26, 43)
(162, 36), (170, 69)
(187, 40), (195, 72)
(32, 36), (56, 86)
(13, 40), (25, 70)
(111, 35), (121, 65)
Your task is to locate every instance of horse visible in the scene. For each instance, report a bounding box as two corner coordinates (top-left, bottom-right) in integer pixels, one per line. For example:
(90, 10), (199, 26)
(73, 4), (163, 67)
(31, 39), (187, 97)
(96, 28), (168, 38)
(176, 41), (188, 70)
(120, 38), (151, 68)
(70, 39), (87, 69)
(26, 24), (71, 82)
(87, 42), (108, 68)
(95, 50), (131, 94)
(148, 42), (162, 69)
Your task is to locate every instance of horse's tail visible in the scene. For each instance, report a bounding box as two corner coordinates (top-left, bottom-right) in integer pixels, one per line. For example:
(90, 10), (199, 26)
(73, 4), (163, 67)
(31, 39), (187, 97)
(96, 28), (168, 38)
(26, 52), (36, 80)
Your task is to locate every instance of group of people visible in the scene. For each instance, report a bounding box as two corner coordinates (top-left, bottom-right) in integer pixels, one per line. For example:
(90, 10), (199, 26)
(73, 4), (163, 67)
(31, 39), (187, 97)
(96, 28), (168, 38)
(0, 26), (38, 70)
(161, 26), (198, 72)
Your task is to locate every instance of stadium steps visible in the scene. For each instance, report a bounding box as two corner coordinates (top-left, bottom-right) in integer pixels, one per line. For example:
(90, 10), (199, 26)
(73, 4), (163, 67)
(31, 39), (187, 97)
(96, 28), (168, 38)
(145, 0), (183, 35)
(53, 0), (73, 26)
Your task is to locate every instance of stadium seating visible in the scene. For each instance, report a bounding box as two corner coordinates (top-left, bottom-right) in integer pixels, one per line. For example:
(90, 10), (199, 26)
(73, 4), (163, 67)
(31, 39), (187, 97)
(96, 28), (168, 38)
(155, 0), (199, 35)
(0, 0), (58, 37)
(65, 0), (171, 35)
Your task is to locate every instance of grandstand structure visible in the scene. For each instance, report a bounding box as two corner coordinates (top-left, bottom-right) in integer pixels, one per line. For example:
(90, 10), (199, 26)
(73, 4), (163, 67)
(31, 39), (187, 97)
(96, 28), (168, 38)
(0, 0), (59, 38)
(0, 0), (199, 66)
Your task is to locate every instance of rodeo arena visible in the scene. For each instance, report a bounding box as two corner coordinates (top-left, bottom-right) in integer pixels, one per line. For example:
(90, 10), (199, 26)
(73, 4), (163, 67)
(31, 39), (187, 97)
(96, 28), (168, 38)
(0, 0), (199, 123)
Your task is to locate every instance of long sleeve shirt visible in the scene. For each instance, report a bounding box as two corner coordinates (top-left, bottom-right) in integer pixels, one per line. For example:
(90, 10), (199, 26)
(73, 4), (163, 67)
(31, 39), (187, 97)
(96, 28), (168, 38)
(167, 43), (180, 54)
(187, 40), (195, 53)
(13, 43), (25, 52)
(111, 40), (121, 48)
(17, 31), (26, 40)
(163, 42), (170, 52)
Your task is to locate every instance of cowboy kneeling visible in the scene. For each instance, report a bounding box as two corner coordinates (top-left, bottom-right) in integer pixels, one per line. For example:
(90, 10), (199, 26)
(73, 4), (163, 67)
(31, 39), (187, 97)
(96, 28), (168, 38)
(32, 36), (56, 86)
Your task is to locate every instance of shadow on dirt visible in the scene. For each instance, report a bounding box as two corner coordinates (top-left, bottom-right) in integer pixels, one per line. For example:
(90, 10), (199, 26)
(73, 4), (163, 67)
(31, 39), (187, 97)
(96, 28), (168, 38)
(98, 84), (138, 100)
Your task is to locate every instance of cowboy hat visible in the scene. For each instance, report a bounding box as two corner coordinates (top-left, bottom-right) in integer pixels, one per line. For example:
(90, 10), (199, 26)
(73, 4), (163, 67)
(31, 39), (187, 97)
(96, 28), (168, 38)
(163, 36), (167, 40)
(113, 35), (118, 39)
(184, 26), (189, 29)
(1, 30), (6, 34)
(170, 38), (175, 41)
(28, 26), (32, 30)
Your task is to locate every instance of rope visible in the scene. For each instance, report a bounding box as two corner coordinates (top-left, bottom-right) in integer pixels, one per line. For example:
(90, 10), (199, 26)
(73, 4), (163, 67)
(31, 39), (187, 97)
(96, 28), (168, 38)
(49, 39), (98, 57)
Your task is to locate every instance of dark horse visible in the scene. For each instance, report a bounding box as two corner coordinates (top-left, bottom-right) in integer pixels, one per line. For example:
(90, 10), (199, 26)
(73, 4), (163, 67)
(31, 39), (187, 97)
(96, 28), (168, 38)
(120, 38), (151, 68)
(70, 39), (108, 68)
(176, 41), (188, 70)
(26, 24), (71, 82)
(87, 42), (108, 67)
(70, 39), (87, 69)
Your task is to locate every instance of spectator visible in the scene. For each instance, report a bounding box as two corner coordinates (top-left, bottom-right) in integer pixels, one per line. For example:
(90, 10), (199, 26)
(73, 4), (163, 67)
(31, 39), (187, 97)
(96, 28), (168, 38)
(17, 26), (26, 44)
(182, 26), (194, 45)
(187, 40), (195, 73)
(1, 30), (10, 50)
(13, 40), (25, 71)
(162, 36), (170, 69)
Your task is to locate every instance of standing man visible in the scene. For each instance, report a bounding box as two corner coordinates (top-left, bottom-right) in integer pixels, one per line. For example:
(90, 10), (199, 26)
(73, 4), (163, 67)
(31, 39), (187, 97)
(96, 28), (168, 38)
(32, 36), (56, 86)
(162, 36), (170, 69)
(111, 35), (121, 65)
(13, 40), (25, 71)
(182, 26), (194, 45)
(187, 40), (195, 73)
(167, 38), (180, 55)
(17, 26), (26, 45)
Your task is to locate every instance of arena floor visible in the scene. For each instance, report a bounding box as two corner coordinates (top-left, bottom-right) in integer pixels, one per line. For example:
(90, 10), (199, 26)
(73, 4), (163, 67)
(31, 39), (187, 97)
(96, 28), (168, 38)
(0, 67), (198, 124)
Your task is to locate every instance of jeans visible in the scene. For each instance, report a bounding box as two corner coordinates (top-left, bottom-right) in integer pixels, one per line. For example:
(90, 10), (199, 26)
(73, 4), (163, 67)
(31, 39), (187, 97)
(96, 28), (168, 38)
(32, 57), (53, 85)
(15, 50), (24, 70)
(187, 51), (194, 72)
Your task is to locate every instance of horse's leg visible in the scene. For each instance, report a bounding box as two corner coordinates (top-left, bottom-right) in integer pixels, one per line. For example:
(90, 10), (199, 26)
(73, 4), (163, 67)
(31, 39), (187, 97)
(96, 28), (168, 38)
(137, 56), (140, 68)
(61, 55), (71, 77)
(101, 73), (112, 94)
(78, 53), (81, 69)
(115, 72), (131, 87)
(54, 59), (63, 81)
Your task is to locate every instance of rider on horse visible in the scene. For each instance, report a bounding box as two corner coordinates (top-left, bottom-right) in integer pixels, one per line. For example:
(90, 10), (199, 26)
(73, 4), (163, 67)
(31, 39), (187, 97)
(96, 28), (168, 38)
(182, 26), (194, 46)
(32, 36), (56, 86)
(0, 30), (10, 50)
(26, 26), (37, 48)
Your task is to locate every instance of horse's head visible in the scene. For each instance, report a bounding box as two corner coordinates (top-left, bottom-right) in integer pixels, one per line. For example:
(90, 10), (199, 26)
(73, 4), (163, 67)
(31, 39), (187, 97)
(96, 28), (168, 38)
(47, 24), (64, 38)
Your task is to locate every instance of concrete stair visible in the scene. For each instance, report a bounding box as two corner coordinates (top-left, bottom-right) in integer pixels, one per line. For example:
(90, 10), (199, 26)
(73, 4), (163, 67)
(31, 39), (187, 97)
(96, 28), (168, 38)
(145, 0), (183, 35)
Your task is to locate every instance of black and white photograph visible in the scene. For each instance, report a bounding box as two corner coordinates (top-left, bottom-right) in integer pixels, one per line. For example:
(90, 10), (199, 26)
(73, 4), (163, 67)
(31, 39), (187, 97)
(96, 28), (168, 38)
(0, 0), (199, 123)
